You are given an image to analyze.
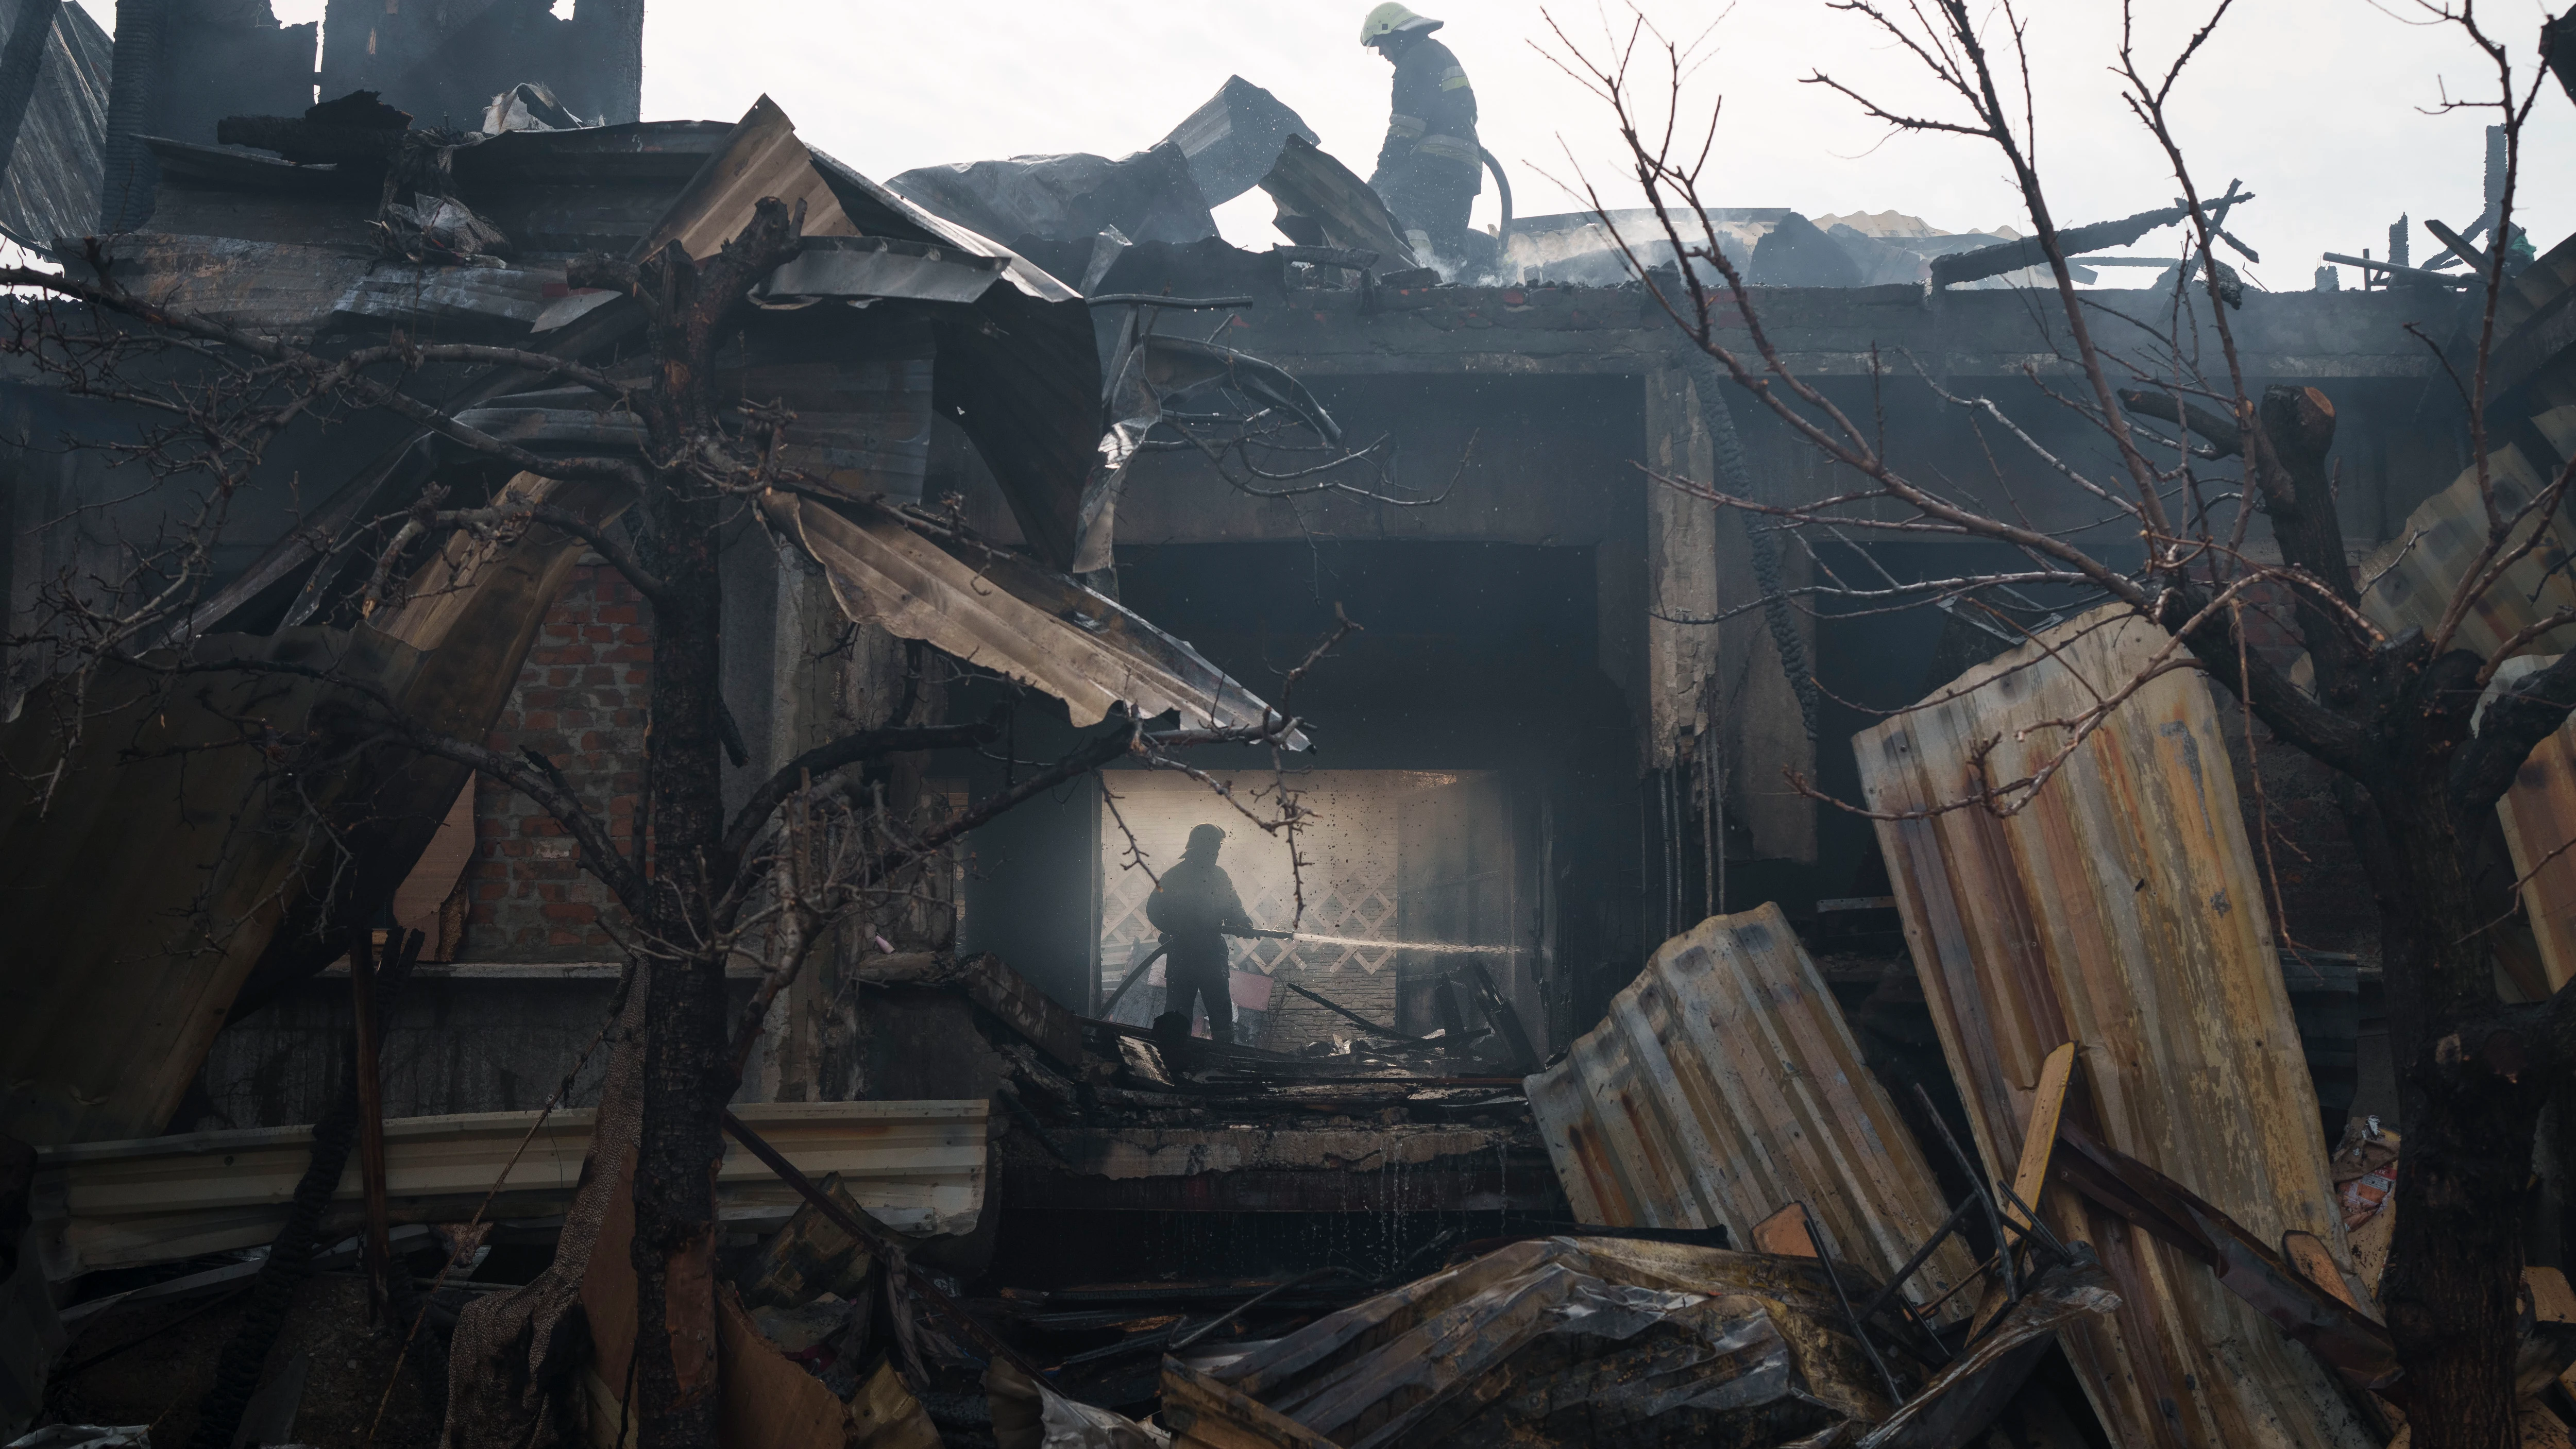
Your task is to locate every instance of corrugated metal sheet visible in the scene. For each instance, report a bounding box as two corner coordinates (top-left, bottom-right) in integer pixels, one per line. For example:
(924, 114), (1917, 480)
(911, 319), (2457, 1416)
(638, 94), (1073, 306)
(1160, 1236), (1898, 1449)
(76, 225), (578, 337)
(35, 1099), (989, 1276)
(757, 234), (1010, 305)
(2491, 654), (2576, 993)
(2349, 403), (2576, 661)
(1854, 607), (2373, 1449)
(0, 0), (106, 255)
(1526, 902), (1977, 1320)
(762, 489), (1297, 740)
(72, 232), (375, 335)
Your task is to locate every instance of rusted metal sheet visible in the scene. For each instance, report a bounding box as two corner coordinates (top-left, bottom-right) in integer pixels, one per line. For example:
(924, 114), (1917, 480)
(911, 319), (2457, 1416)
(2350, 404), (2576, 662)
(1854, 607), (2374, 1449)
(33, 1099), (989, 1277)
(1160, 1236), (1896, 1449)
(761, 489), (1298, 739)
(1526, 902), (1977, 1321)
(2494, 654), (2576, 992)
(2338, 278), (2576, 990)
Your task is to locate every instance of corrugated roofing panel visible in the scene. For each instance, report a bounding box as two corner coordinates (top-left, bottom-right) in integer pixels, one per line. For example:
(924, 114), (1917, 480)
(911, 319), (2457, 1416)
(762, 490), (1299, 742)
(1526, 901), (1977, 1320)
(1854, 607), (2372, 1449)
(0, 0), (107, 254)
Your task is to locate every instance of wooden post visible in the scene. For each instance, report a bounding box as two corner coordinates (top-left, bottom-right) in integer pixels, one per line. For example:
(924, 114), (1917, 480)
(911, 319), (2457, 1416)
(350, 928), (393, 1318)
(1642, 362), (1817, 868)
(1641, 365), (1722, 775)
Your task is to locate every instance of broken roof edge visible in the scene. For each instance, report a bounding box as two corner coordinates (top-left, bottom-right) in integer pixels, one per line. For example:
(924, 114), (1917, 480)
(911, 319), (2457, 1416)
(637, 95), (1077, 304)
(804, 142), (1079, 304)
(764, 489), (1305, 747)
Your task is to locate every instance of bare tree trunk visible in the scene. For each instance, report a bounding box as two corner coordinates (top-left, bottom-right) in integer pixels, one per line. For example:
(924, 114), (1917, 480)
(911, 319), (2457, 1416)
(629, 472), (730, 1449)
(2373, 785), (2544, 1449)
(619, 199), (806, 1449)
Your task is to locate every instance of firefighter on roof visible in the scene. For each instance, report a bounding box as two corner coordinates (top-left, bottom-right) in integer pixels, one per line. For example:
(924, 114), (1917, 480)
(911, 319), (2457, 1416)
(1359, 4), (1483, 265)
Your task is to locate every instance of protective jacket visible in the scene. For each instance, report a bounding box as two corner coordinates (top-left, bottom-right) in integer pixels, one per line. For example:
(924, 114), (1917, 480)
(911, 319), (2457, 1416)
(1146, 857), (1251, 943)
(1146, 855), (1250, 1044)
(1369, 35), (1481, 226)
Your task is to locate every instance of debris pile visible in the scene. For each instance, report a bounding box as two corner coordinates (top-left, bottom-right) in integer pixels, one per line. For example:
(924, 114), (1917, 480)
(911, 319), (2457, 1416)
(7, 7), (2576, 1449)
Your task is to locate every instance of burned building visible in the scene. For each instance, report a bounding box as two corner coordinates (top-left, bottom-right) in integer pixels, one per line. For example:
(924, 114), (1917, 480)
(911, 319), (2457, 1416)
(2, 13), (2575, 1449)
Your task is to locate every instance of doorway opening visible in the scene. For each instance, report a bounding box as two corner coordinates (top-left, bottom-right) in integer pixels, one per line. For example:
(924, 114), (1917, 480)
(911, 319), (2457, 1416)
(1095, 768), (1546, 1052)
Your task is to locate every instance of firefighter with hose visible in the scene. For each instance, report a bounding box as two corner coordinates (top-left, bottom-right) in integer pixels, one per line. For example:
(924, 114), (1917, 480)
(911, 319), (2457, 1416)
(1140, 824), (1266, 1045)
(1357, 4), (1496, 270)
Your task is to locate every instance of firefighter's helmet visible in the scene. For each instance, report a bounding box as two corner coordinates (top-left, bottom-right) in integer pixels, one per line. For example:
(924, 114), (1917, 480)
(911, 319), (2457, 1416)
(1359, 3), (1442, 46)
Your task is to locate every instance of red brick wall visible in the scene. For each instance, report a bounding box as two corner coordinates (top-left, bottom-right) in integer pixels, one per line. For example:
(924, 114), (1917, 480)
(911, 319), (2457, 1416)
(458, 561), (651, 959)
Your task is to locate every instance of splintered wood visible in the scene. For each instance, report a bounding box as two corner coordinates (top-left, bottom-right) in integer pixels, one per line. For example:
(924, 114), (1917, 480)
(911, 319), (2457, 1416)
(1854, 607), (2372, 1449)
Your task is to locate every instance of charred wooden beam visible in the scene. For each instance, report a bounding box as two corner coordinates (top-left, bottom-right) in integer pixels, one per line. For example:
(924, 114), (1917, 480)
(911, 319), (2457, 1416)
(185, 930), (425, 1449)
(214, 114), (405, 166)
(2117, 387), (2244, 458)
(1932, 185), (2251, 288)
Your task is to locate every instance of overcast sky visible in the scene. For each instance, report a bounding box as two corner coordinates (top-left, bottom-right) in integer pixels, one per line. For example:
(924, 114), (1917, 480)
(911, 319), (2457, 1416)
(76, 1), (2576, 289)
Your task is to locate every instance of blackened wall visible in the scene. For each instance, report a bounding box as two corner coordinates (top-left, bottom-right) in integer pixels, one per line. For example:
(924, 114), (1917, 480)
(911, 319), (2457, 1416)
(103, 1), (317, 230)
(318, 0), (643, 129)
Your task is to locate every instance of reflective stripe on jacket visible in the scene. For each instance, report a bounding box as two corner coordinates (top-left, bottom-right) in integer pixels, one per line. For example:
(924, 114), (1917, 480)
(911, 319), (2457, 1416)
(1372, 36), (1481, 187)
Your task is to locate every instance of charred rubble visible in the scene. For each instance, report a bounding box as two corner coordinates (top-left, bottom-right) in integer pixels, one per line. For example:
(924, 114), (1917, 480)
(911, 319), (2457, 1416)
(0, 8), (2574, 1449)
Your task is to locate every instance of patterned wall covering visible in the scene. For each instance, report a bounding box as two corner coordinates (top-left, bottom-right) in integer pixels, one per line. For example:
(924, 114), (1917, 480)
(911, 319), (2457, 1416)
(1097, 769), (1470, 1045)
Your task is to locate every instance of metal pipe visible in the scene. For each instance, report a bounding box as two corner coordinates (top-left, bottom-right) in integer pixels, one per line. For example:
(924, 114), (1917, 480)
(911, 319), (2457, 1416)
(1931, 184), (2250, 288)
(1853, 1195), (1978, 1327)
(1912, 1083), (2015, 1309)
(1799, 1204), (1907, 1408)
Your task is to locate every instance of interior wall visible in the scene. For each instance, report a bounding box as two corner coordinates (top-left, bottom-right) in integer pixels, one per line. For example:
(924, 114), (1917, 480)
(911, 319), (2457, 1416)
(946, 539), (1639, 1047)
(1095, 767), (1514, 1049)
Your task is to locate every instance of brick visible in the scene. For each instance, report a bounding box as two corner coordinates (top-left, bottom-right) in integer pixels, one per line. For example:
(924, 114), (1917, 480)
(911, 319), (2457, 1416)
(455, 567), (654, 961)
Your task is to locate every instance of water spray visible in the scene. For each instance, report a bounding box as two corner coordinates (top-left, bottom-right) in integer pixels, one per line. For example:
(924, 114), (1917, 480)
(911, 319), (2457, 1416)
(1273, 930), (1514, 956)
(1104, 928), (1516, 1017)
